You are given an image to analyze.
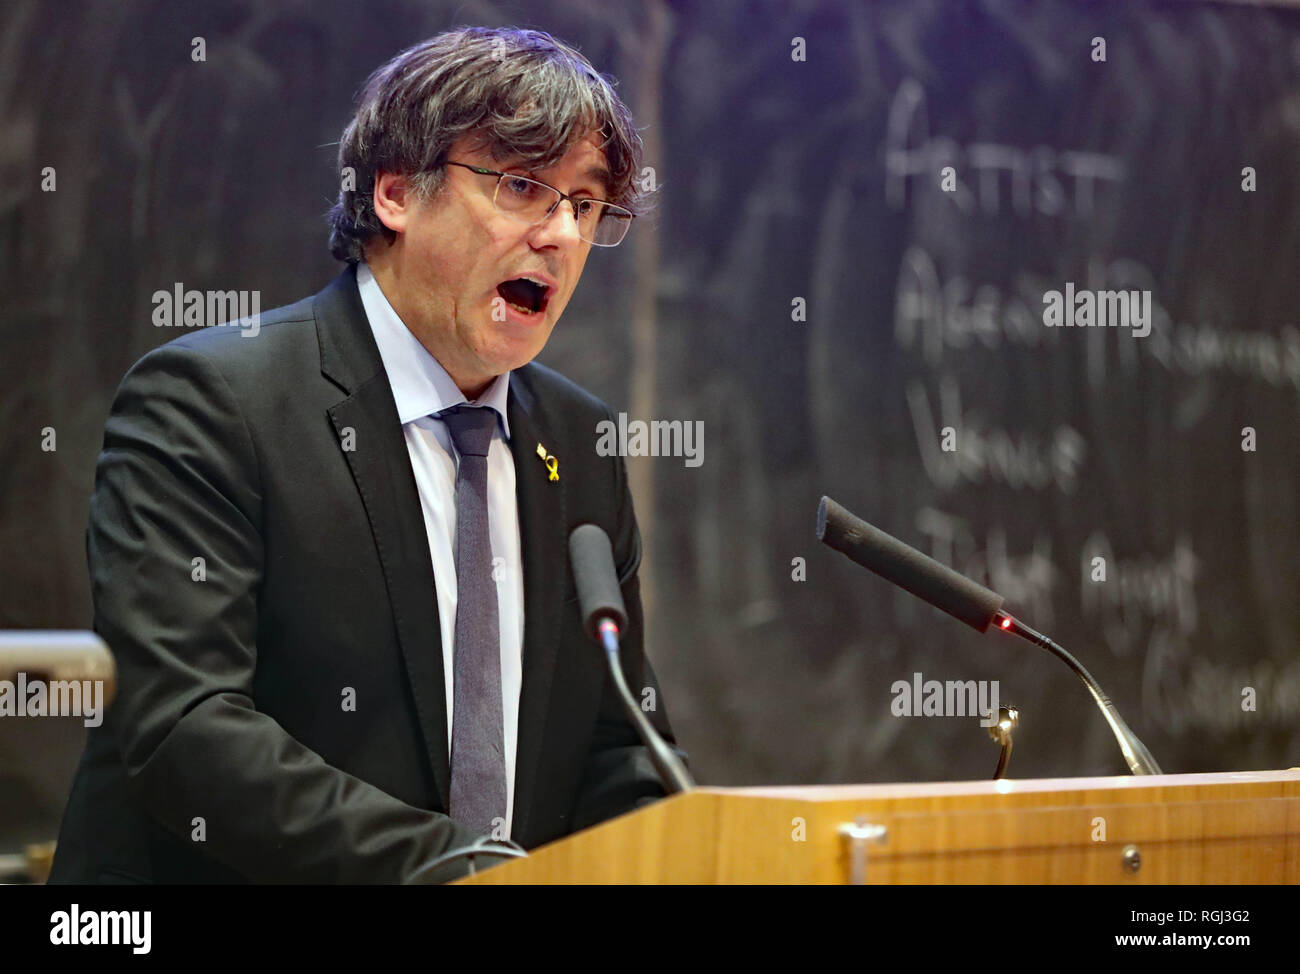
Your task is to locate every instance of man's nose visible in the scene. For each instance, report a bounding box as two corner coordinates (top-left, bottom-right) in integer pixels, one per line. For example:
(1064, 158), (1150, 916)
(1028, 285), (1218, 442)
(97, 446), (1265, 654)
(530, 199), (584, 247)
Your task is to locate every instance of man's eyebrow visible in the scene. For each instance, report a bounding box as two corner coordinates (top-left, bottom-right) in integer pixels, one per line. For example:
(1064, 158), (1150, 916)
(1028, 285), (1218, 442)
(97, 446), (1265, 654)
(581, 165), (614, 198)
(492, 156), (615, 198)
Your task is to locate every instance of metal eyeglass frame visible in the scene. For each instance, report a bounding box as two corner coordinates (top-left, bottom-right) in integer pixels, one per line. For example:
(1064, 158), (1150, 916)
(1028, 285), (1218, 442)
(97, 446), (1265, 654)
(445, 161), (634, 247)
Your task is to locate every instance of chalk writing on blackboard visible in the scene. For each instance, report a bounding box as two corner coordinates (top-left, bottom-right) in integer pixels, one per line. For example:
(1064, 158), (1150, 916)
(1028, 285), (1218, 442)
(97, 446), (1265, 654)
(884, 79), (1126, 217)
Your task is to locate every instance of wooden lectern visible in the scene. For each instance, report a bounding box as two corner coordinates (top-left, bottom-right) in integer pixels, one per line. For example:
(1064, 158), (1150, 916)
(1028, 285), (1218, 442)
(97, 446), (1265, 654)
(460, 769), (1300, 883)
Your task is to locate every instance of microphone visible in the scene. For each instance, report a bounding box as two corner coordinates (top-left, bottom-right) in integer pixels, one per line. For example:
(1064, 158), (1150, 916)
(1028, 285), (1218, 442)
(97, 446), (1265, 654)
(569, 523), (628, 642)
(817, 497), (1005, 631)
(568, 524), (693, 794)
(816, 497), (1163, 776)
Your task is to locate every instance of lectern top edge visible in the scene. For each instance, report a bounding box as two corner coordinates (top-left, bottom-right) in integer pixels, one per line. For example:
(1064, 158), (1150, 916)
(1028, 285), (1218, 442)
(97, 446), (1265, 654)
(701, 768), (1300, 802)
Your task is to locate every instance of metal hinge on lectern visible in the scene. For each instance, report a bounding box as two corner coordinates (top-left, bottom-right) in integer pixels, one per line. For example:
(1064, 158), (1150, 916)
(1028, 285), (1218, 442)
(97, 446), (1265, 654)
(839, 819), (888, 885)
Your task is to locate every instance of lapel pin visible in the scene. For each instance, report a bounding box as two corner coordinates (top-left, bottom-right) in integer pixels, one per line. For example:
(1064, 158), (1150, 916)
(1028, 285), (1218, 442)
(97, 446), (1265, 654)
(535, 443), (559, 482)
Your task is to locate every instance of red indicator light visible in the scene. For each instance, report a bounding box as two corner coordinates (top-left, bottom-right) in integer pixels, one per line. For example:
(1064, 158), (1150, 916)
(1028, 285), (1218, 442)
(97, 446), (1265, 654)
(1000, 618), (1012, 629)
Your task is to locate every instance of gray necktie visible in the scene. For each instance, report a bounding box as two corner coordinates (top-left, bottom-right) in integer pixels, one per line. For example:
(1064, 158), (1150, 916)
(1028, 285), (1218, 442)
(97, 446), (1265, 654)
(439, 404), (506, 835)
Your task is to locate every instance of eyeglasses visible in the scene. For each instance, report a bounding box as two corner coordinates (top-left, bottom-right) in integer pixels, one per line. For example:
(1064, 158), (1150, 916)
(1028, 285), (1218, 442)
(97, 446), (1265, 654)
(445, 161), (635, 247)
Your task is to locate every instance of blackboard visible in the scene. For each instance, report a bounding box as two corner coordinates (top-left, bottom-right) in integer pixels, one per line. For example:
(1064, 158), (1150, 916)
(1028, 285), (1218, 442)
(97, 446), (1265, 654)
(647, 0), (1300, 783)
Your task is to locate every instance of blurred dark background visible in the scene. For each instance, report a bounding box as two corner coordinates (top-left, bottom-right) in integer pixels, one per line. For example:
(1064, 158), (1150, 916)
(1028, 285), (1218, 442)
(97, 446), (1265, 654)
(3, 0), (1300, 857)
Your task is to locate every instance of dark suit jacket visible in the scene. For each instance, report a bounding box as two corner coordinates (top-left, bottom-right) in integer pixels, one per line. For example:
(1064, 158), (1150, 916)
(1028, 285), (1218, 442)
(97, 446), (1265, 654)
(50, 266), (681, 883)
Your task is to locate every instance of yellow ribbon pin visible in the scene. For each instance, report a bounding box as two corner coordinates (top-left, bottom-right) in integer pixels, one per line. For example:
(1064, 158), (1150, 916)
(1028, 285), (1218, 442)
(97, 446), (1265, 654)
(536, 443), (559, 482)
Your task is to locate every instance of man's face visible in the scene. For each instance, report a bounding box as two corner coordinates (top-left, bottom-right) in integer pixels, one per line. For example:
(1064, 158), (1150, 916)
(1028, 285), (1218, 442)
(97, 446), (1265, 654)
(370, 130), (612, 398)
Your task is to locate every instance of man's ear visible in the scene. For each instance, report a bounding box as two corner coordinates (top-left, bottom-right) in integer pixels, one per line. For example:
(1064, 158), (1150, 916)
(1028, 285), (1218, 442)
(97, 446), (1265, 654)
(372, 171), (413, 233)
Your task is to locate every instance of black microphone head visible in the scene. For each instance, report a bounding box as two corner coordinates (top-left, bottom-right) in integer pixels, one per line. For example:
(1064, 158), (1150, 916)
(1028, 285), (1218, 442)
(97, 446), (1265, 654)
(568, 524), (628, 642)
(817, 496), (1005, 632)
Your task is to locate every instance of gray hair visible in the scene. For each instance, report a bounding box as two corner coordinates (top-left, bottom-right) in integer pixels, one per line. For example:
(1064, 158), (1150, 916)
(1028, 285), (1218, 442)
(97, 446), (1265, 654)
(328, 26), (648, 263)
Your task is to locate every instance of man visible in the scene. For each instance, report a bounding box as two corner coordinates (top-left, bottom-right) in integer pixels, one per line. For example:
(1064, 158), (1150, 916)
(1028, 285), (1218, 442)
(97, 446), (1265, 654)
(50, 26), (681, 884)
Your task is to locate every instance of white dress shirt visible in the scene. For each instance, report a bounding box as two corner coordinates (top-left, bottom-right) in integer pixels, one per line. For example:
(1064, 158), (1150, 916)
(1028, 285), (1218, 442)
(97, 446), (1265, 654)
(356, 261), (524, 837)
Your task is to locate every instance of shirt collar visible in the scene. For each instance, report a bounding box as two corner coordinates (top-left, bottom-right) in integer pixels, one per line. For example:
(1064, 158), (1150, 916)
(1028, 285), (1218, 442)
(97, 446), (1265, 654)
(355, 261), (511, 438)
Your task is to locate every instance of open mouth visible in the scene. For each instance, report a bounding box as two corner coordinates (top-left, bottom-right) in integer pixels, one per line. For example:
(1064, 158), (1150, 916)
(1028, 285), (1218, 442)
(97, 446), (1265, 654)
(496, 276), (552, 317)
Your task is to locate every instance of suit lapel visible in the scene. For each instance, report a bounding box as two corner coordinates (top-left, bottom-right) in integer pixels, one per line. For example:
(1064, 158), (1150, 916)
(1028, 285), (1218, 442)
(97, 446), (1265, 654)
(315, 269), (452, 810)
(506, 371), (566, 844)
